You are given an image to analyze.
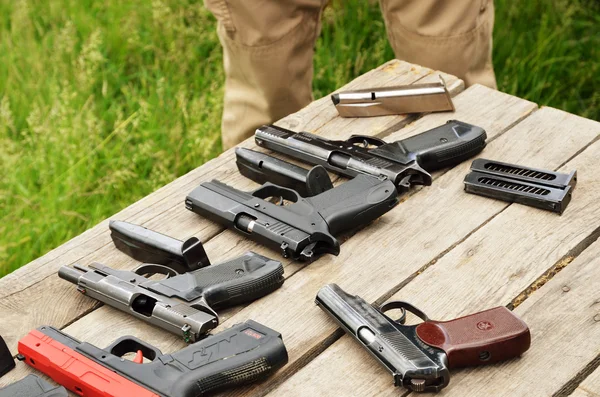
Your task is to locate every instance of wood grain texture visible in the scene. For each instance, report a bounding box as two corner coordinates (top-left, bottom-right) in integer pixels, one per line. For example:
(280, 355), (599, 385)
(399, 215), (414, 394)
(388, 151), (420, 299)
(434, 219), (600, 396)
(0, 59), (423, 296)
(570, 366), (600, 397)
(8, 86), (543, 394)
(267, 112), (600, 397)
(7, 58), (599, 397)
(0, 60), (460, 353)
(0, 82), (535, 392)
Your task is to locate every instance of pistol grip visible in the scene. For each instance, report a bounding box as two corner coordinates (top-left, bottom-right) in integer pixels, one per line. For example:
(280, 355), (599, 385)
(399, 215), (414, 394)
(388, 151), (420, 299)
(200, 253), (285, 308)
(401, 120), (487, 171)
(308, 175), (398, 235)
(416, 307), (530, 369)
(144, 252), (284, 309)
(170, 320), (288, 396)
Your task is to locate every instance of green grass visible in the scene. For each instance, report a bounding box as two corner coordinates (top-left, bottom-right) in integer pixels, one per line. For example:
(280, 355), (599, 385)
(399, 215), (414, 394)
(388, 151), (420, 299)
(1, 0), (598, 277)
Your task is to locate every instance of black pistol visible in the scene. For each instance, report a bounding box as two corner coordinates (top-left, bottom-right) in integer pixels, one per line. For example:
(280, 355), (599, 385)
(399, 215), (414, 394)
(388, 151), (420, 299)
(255, 120), (487, 193)
(185, 174), (398, 261)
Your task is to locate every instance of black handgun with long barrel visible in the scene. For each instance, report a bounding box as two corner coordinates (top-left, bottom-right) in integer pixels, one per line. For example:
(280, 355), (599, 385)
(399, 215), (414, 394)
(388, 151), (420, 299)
(186, 174), (398, 262)
(255, 120), (486, 192)
(316, 284), (531, 392)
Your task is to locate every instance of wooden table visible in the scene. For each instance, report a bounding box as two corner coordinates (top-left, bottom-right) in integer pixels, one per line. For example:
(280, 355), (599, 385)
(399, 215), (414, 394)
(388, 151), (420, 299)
(1, 60), (599, 397)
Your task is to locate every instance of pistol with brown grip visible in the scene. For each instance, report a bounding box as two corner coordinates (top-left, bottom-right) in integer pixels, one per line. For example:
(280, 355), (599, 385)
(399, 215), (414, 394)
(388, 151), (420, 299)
(316, 284), (531, 392)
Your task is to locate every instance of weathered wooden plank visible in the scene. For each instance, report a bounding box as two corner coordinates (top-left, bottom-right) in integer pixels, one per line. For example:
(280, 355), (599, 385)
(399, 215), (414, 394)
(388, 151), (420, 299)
(570, 366), (600, 397)
(267, 112), (600, 397)
(2, 87), (544, 391)
(0, 59), (422, 297)
(0, 61), (454, 352)
(429, 227), (600, 396)
(237, 107), (599, 396)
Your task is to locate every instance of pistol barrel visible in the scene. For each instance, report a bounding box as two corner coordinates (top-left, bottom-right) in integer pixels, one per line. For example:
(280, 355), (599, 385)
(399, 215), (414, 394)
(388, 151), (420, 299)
(58, 265), (84, 284)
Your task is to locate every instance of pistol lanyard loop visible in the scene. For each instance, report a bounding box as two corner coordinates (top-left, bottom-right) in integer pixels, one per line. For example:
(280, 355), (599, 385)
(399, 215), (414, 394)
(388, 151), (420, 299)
(379, 301), (430, 324)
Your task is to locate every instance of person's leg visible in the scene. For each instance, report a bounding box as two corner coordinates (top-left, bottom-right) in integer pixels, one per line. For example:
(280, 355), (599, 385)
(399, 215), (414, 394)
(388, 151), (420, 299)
(379, 0), (496, 88)
(205, 0), (326, 149)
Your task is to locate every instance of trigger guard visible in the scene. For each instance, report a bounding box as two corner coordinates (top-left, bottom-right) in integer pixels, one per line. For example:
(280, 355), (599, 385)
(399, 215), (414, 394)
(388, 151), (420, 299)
(105, 335), (163, 362)
(347, 135), (386, 147)
(133, 263), (178, 279)
(252, 183), (300, 204)
(379, 301), (430, 324)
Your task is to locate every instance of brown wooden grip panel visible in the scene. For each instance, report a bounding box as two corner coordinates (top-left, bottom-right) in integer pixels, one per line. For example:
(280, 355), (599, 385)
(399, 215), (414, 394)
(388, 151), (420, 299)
(415, 307), (530, 369)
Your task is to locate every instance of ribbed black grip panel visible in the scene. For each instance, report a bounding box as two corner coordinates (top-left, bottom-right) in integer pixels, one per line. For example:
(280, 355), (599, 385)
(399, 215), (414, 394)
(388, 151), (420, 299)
(144, 252), (284, 309)
(435, 134), (487, 165)
(196, 358), (271, 395)
(226, 265), (285, 304)
(192, 256), (255, 289)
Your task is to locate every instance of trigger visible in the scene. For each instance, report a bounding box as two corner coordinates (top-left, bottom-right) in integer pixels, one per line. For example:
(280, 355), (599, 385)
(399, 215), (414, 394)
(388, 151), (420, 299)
(133, 350), (144, 364)
(399, 175), (412, 190)
(267, 196), (284, 206)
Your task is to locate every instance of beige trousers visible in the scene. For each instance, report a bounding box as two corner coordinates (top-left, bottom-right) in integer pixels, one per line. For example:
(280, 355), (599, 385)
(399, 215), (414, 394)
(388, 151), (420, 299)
(205, 0), (496, 149)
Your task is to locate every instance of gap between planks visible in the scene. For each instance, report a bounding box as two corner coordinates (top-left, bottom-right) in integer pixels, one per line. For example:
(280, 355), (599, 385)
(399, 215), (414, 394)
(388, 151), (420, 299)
(53, 86), (539, 391)
(0, 82), (538, 391)
(264, 108), (600, 396)
(557, 354), (600, 397)
(566, 360), (600, 397)
(0, 61), (457, 353)
(0, 60), (422, 296)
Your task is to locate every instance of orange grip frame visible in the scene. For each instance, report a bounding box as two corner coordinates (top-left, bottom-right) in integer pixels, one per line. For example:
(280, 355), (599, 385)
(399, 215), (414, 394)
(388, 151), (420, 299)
(18, 329), (159, 397)
(416, 307), (530, 369)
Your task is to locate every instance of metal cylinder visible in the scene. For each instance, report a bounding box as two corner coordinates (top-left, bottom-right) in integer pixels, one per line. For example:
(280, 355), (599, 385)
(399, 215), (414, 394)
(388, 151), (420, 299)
(57, 266), (83, 284)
